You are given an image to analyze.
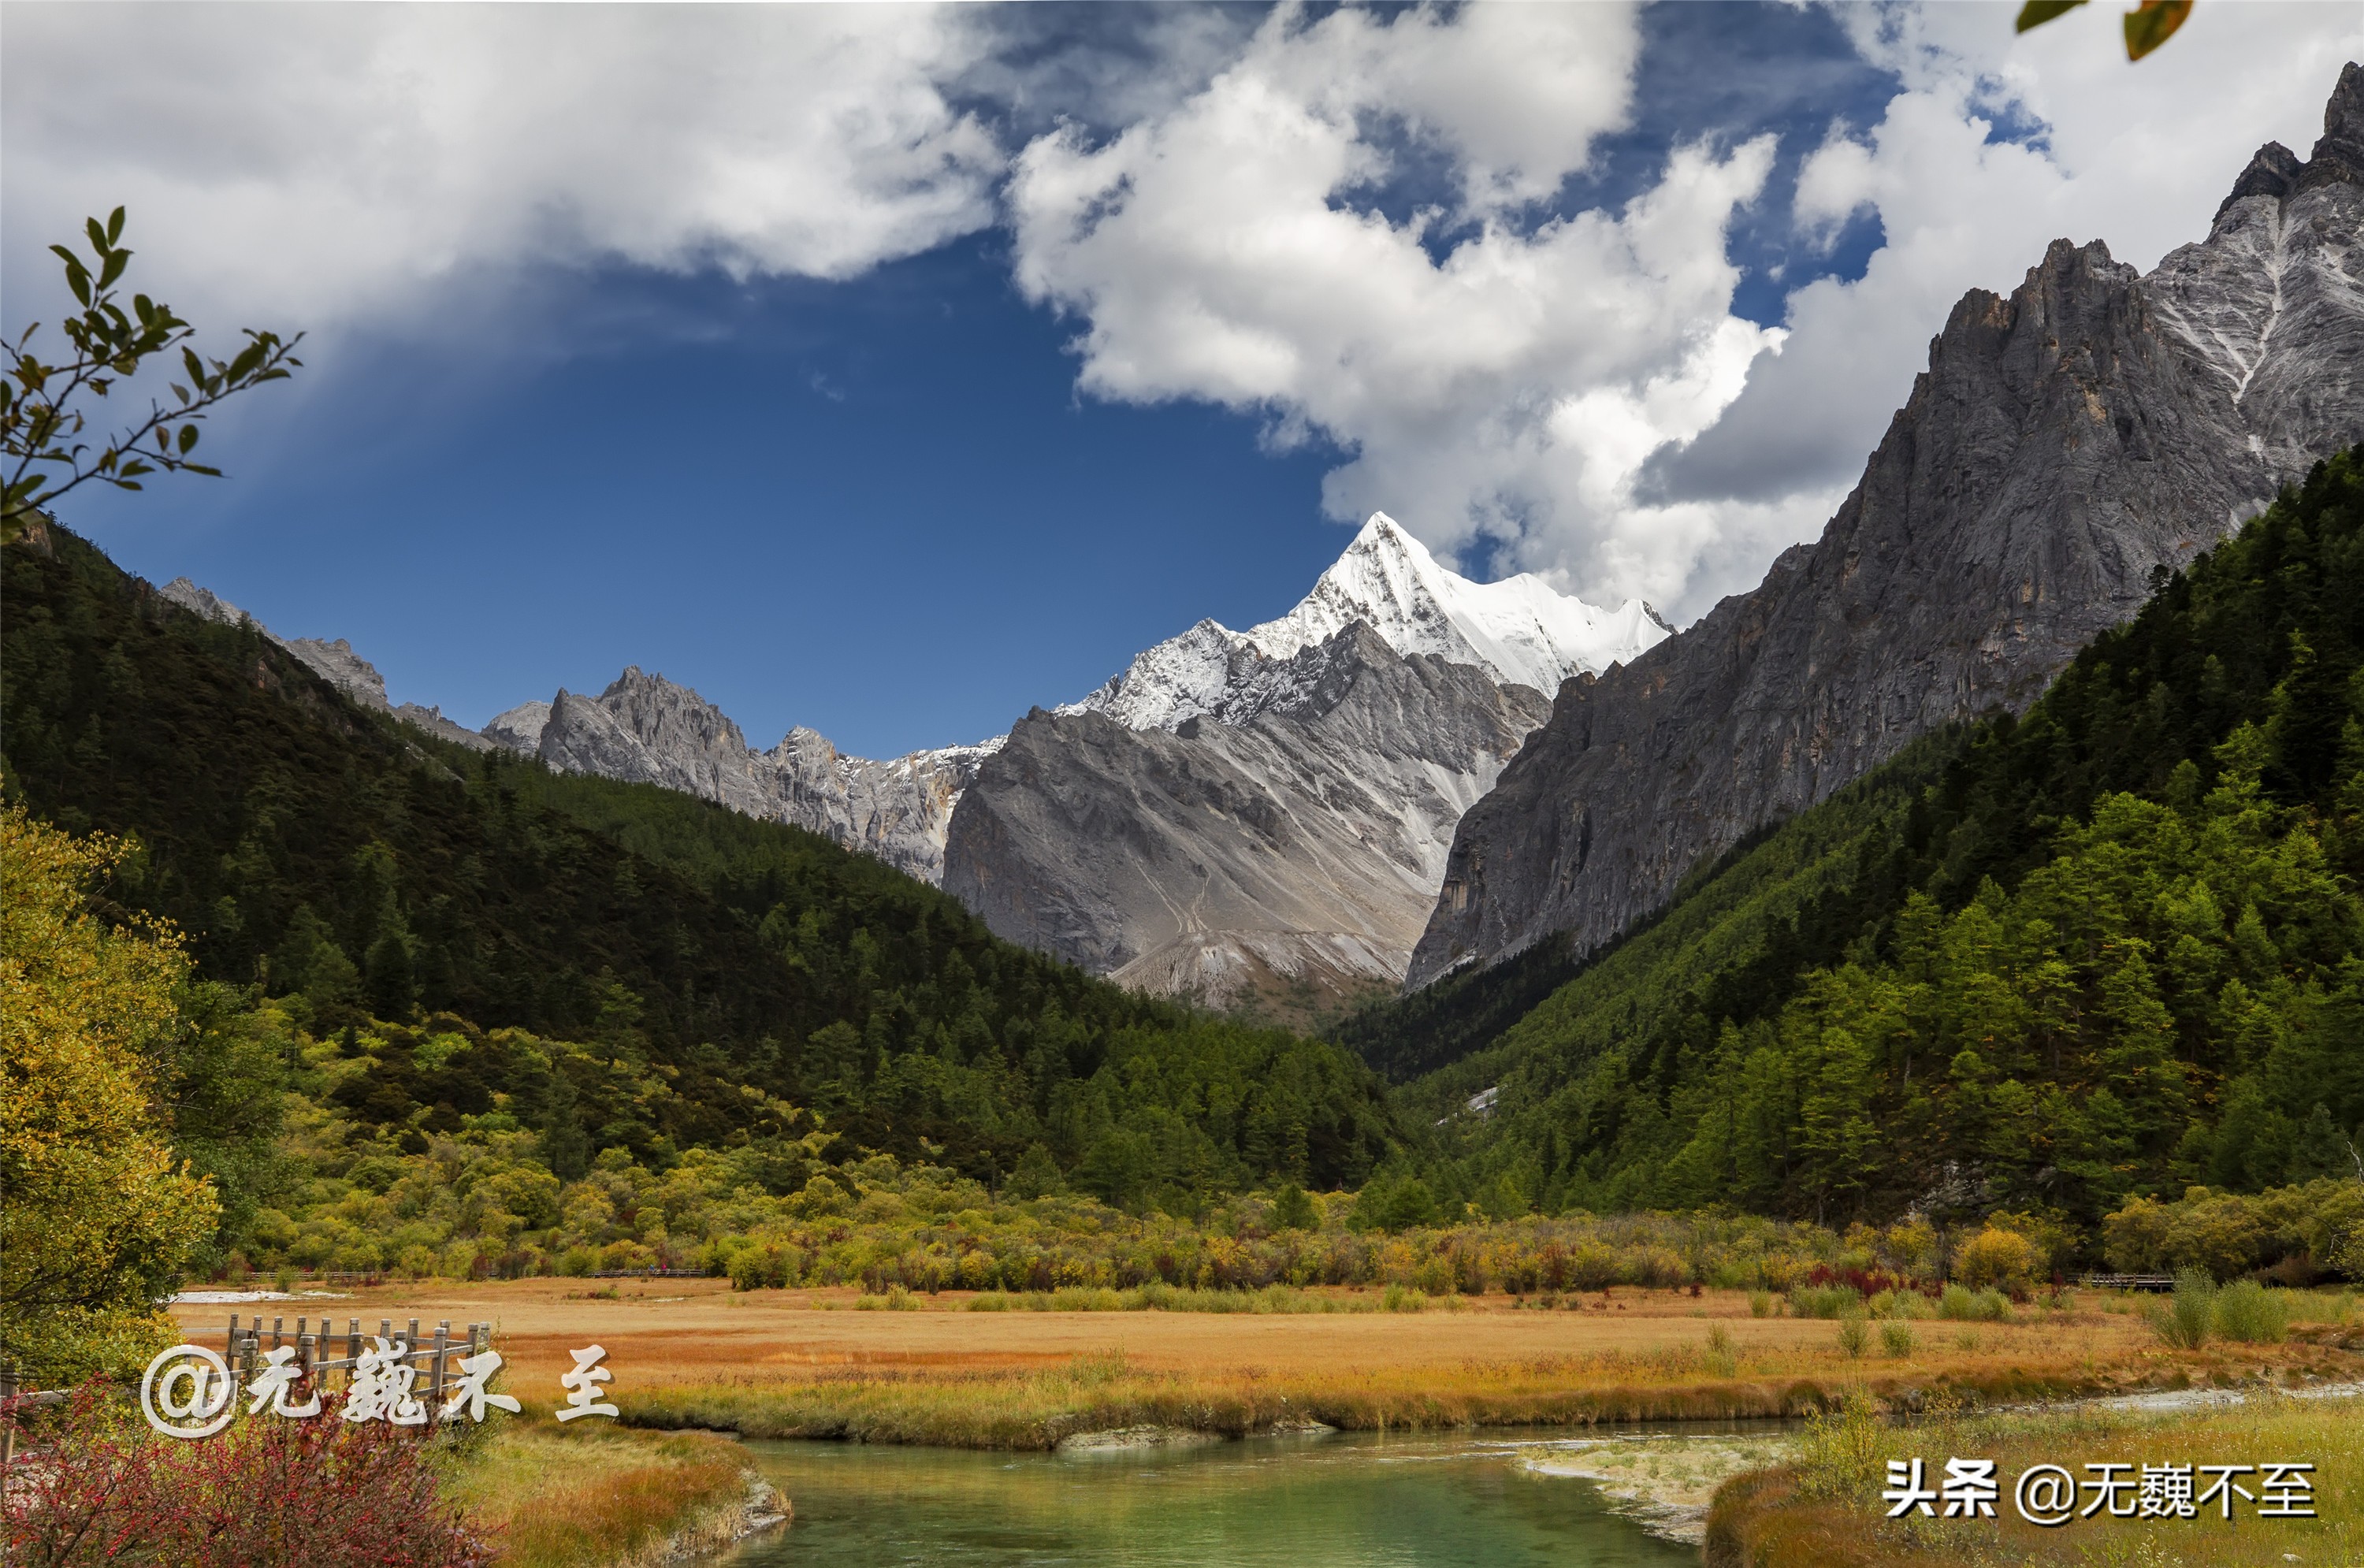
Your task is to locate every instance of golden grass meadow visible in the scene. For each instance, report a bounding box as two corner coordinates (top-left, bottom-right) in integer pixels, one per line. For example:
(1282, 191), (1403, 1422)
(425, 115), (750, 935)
(169, 1274), (2364, 1562)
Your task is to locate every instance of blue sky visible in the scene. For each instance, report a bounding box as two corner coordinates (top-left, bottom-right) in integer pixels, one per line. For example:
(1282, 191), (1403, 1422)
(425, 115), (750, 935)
(7, 2), (2357, 758)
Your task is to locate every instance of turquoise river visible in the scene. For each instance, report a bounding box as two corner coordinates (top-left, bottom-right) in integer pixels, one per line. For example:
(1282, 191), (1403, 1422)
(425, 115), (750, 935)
(721, 1428), (1715, 1567)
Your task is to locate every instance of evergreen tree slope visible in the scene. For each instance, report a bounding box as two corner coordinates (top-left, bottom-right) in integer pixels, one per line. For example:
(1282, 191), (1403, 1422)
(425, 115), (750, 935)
(1411, 452), (2364, 1229)
(0, 523), (1392, 1194)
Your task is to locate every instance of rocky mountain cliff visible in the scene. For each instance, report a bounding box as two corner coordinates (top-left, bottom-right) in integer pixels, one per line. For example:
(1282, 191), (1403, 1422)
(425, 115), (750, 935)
(946, 625), (1552, 1011)
(942, 517), (1663, 1014)
(1407, 64), (2364, 990)
(501, 667), (998, 885)
(158, 578), (493, 751)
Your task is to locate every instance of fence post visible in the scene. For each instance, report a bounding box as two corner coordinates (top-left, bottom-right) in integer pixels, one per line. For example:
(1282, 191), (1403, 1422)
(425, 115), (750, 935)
(347, 1318), (361, 1389)
(225, 1313), (240, 1358)
(299, 1332), (315, 1384)
(272, 1316), (284, 1352)
(430, 1325), (450, 1420)
(2, 1357), (17, 1472)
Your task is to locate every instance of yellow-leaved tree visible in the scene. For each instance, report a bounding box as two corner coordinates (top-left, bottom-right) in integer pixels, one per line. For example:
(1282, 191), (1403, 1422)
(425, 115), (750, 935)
(0, 801), (218, 1383)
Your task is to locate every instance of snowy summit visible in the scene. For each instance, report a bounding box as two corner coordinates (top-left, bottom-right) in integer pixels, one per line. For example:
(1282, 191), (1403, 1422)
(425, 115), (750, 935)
(1067, 514), (1669, 730)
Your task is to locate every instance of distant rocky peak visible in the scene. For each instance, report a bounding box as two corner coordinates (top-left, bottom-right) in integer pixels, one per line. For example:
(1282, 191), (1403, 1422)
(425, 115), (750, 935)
(2310, 59), (2363, 178)
(2216, 143), (2304, 221)
(1067, 511), (1669, 733)
(284, 637), (388, 710)
(592, 666), (750, 752)
(160, 577), (251, 627)
(1244, 511), (1668, 695)
(483, 700), (551, 755)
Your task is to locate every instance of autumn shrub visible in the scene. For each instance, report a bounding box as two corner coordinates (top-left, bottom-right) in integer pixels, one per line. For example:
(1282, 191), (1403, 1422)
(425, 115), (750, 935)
(2211, 1279), (2288, 1343)
(1788, 1284), (1860, 1319)
(0, 808), (220, 1384)
(2150, 1268), (2217, 1349)
(1936, 1284), (2009, 1322)
(1, 1387), (485, 1566)
(1952, 1227), (2038, 1294)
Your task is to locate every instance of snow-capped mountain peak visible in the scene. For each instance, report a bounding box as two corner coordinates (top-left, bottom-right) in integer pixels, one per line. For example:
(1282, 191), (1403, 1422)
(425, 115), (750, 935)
(1068, 512), (1668, 730)
(1246, 513), (1667, 693)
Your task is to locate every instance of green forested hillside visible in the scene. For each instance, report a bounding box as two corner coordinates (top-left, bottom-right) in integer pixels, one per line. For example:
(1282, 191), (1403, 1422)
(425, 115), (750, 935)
(1401, 451), (2364, 1235)
(0, 522), (1394, 1209)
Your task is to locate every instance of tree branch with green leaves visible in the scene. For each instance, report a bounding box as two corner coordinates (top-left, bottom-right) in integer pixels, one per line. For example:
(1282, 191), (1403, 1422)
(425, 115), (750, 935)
(2017, 0), (2192, 61)
(2, 206), (302, 544)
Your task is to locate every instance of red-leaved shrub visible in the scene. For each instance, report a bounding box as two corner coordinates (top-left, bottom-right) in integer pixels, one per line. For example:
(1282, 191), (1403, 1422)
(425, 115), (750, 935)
(2, 1386), (486, 1566)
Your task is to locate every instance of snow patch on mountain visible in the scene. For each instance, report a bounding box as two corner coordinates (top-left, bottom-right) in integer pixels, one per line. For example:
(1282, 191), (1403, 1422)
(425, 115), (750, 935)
(1065, 514), (1668, 731)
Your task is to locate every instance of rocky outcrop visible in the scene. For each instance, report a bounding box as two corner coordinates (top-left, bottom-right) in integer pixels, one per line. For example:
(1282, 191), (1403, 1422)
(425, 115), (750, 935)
(158, 578), (491, 751)
(530, 666), (998, 884)
(945, 625), (1550, 1011)
(1407, 65), (2364, 988)
(482, 699), (552, 755)
(281, 636), (388, 709)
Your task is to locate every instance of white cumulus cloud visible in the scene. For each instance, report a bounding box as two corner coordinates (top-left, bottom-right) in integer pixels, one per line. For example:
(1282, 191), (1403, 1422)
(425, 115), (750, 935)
(1660, 0), (2364, 514)
(0, 3), (1002, 332)
(1008, 1), (1793, 617)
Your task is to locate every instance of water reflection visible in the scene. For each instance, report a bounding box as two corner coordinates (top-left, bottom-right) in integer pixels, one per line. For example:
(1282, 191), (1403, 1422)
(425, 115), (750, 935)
(727, 1429), (1701, 1567)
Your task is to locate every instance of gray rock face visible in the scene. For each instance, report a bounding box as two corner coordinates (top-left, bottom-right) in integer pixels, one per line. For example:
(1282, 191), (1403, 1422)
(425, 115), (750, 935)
(1407, 65), (2364, 990)
(482, 700), (552, 755)
(531, 667), (997, 884)
(281, 637), (388, 709)
(944, 625), (1550, 1010)
(158, 577), (251, 627)
(158, 576), (489, 750)
(392, 702), (495, 752)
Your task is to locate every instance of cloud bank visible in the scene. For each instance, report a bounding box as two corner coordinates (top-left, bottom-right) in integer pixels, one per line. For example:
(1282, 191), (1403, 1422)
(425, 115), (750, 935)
(6, 1), (2360, 624)
(0, 3), (1001, 326)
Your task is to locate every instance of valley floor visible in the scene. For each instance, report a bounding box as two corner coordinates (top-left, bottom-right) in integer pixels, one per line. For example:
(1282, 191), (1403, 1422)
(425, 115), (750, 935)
(171, 1280), (2363, 1453)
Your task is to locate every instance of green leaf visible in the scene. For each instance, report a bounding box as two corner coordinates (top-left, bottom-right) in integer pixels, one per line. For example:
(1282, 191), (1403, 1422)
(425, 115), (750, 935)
(85, 215), (109, 253)
(2015, 0), (2086, 30)
(2123, 0), (2190, 59)
(106, 206), (125, 245)
(98, 248), (129, 291)
(177, 425), (199, 455)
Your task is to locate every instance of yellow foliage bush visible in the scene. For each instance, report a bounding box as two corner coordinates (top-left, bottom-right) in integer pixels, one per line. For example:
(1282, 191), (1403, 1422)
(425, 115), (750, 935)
(0, 803), (218, 1381)
(1953, 1227), (2038, 1291)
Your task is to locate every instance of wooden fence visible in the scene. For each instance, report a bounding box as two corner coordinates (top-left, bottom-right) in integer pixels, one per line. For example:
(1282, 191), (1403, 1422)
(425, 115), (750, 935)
(223, 1312), (493, 1420)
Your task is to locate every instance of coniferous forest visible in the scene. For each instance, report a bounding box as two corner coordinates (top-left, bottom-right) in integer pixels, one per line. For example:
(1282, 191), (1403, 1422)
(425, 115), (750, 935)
(0, 522), (1395, 1230)
(6, 455), (2364, 1310)
(1397, 450), (2364, 1233)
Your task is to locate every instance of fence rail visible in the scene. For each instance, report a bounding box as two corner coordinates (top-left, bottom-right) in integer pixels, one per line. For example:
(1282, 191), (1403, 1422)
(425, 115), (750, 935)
(221, 1312), (492, 1421)
(2080, 1273), (2180, 1291)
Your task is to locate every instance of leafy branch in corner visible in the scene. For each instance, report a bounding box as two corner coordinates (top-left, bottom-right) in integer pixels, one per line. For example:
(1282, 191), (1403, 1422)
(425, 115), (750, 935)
(2016, 0), (2191, 61)
(2, 206), (302, 544)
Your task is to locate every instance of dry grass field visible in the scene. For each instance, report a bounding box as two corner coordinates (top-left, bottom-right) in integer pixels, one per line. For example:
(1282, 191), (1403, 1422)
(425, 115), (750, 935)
(171, 1280), (2362, 1451)
(1707, 1389), (2364, 1567)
